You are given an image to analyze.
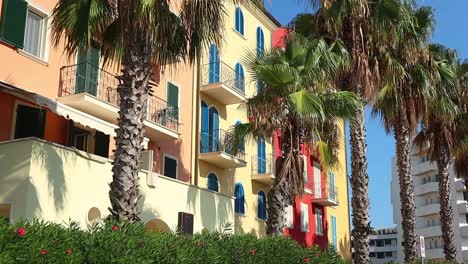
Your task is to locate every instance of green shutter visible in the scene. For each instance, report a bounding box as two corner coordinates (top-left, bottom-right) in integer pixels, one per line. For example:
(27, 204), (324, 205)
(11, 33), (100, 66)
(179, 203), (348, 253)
(0, 0), (28, 48)
(167, 82), (179, 119)
(75, 46), (100, 95)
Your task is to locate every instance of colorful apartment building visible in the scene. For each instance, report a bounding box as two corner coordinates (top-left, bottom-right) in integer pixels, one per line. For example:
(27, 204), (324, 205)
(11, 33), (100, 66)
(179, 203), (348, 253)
(0, 0), (350, 257)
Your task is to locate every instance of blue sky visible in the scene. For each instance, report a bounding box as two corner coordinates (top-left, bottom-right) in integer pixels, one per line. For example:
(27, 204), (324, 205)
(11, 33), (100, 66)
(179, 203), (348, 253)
(266, 0), (468, 228)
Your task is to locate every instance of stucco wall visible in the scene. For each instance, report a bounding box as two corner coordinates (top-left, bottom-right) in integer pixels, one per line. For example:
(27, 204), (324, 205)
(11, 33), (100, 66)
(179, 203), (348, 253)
(0, 138), (234, 232)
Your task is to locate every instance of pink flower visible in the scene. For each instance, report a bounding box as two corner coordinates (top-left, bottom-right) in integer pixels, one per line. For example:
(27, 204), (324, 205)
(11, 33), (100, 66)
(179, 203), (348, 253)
(16, 227), (26, 237)
(303, 258), (310, 263)
(250, 249), (256, 255)
(40, 249), (48, 255)
(248, 116), (255, 123)
(66, 249), (73, 255)
(112, 225), (118, 231)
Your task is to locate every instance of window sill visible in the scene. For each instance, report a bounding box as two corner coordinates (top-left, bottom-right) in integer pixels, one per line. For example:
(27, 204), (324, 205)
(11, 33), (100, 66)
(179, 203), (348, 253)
(256, 217), (267, 223)
(232, 28), (247, 40)
(236, 213), (247, 217)
(18, 49), (48, 66)
(316, 232), (324, 236)
(301, 229), (309, 233)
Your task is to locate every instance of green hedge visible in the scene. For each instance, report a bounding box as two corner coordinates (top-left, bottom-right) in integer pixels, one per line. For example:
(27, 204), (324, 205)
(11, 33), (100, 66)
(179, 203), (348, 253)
(0, 218), (349, 264)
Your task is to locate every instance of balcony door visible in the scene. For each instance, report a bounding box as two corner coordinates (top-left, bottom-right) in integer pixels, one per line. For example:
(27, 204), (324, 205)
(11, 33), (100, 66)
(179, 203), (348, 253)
(75, 45), (100, 96)
(208, 44), (220, 83)
(201, 102), (219, 153)
(313, 162), (322, 197)
(258, 137), (266, 173)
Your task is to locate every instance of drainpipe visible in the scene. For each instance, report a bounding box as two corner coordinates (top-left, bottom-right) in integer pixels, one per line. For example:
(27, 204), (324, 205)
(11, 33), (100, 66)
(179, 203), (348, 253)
(193, 54), (201, 186)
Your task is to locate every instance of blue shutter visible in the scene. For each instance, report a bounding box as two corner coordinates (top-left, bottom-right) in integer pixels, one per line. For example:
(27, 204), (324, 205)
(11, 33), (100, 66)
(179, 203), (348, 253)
(201, 102), (209, 153)
(209, 44), (220, 83)
(209, 107), (219, 152)
(235, 121), (245, 152)
(256, 27), (264, 56)
(235, 63), (245, 92)
(208, 173), (219, 192)
(331, 216), (337, 248)
(258, 191), (266, 220)
(235, 8), (244, 35)
(258, 138), (266, 173)
(330, 172), (336, 200)
(235, 183), (245, 214)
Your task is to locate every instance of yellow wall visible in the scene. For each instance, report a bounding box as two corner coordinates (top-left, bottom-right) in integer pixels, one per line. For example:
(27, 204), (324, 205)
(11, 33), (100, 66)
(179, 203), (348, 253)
(326, 122), (351, 258)
(196, 2), (278, 237)
(0, 138), (234, 232)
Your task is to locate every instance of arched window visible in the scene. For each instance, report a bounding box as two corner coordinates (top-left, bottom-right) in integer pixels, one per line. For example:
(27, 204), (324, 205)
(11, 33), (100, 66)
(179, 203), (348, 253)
(235, 63), (245, 92)
(208, 44), (220, 83)
(207, 173), (219, 192)
(209, 106), (220, 151)
(256, 27), (264, 56)
(235, 7), (244, 35)
(234, 183), (245, 214)
(257, 190), (267, 220)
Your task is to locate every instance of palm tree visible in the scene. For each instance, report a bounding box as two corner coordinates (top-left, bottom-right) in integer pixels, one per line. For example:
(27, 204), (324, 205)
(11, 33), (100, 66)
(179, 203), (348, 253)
(414, 46), (464, 261)
(454, 62), (468, 189)
(231, 34), (360, 235)
(292, 1), (402, 262)
(51, 0), (227, 221)
(373, 3), (440, 261)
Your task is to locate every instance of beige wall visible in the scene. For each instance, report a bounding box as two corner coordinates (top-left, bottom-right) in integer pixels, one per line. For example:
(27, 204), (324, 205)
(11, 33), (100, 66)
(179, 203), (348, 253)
(0, 138), (234, 232)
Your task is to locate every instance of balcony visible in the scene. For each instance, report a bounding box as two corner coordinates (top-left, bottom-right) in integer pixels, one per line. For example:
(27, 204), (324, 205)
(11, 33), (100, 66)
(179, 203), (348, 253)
(0, 138), (234, 232)
(425, 248), (444, 260)
(251, 154), (275, 184)
(199, 129), (246, 169)
(201, 62), (246, 105)
(311, 184), (339, 207)
(414, 181), (439, 196)
(418, 225), (442, 237)
(58, 63), (179, 141)
(416, 203), (440, 217)
(412, 161), (437, 175)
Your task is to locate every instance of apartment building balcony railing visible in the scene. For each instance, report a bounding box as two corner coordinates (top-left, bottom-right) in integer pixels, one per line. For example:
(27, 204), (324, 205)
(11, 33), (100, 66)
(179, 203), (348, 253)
(412, 160), (437, 175)
(58, 63), (179, 141)
(251, 154), (275, 184)
(311, 183), (339, 207)
(416, 203), (440, 217)
(201, 62), (246, 105)
(414, 181), (439, 196)
(418, 225), (442, 238)
(199, 129), (246, 168)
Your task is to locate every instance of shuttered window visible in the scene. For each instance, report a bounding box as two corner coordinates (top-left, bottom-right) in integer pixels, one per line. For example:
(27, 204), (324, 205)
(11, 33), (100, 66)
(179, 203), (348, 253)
(257, 191), (267, 220)
(315, 208), (323, 235)
(167, 82), (179, 120)
(0, 0), (28, 48)
(163, 155), (178, 179)
(300, 203), (309, 232)
(235, 7), (244, 35)
(24, 10), (46, 58)
(331, 215), (337, 247)
(207, 173), (219, 192)
(234, 183), (245, 214)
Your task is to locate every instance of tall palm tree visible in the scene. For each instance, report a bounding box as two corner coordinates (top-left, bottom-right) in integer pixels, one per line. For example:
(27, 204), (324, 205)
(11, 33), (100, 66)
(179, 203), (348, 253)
(292, 1), (401, 262)
(51, 0), (226, 221)
(231, 35), (360, 235)
(454, 62), (468, 189)
(413, 45), (459, 261)
(373, 3), (439, 261)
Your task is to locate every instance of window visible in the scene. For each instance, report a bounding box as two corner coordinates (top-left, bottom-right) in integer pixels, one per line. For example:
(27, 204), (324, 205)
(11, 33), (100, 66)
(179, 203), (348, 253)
(208, 44), (220, 83)
(464, 192), (468, 202)
(376, 240), (384, 247)
(384, 239), (392, 245)
(377, 252), (385, 259)
(257, 190), (267, 220)
(75, 45), (100, 95)
(370, 240), (375, 246)
(465, 214), (468, 224)
(313, 162), (321, 197)
(300, 203), (309, 232)
(235, 63), (245, 92)
(72, 128), (90, 152)
(163, 155), (178, 179)
(329, 172), (336, 200)
(201, 102), (220, 153)
(235, 7), (244, 35)
(331, 215), (337, 248)
(0, 0), (48, 60)
(207, 173), (219, 192)
(14, 104), (46, 139)
(166, 82), (179, 120)
(302, 155), (308, 183)
(24, 9), (47, 58)
(256, 27), (264, 56)
(385, 252), (393, 257)
(369, 252), (376, 258)
(314, 208), (323, 235)
(234, 183), (245, 214)
(257, 137), (266, 173)
(0, 204), (11, 220)
(285, 205), (294, 228)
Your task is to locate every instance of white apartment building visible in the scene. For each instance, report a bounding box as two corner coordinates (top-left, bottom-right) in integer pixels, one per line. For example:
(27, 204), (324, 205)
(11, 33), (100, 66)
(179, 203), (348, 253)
(391, 144), (468, 263)
(369, 227), (399, 264)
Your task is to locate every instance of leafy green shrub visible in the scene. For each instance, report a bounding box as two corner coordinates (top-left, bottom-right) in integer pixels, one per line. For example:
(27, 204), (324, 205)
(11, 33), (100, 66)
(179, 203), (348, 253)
(0, 218), (348, 264)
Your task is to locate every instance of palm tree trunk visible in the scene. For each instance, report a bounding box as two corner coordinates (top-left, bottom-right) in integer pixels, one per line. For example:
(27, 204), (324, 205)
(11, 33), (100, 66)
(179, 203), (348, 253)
(349, 102), (371, 264)
(267, 155), (292, 235)
(394, 117), (417, 262)
(109, 32), (153, 221)
(435, 129), (457, 261)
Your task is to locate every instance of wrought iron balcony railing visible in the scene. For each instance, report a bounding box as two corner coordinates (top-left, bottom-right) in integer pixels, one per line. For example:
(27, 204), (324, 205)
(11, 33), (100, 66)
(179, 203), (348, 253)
(59, 63), (120, 105)
(59, 63), (178, 132)
(251, 154), (275, 175)
(200, 129), (245, 161)
(201, 62), (246, 96)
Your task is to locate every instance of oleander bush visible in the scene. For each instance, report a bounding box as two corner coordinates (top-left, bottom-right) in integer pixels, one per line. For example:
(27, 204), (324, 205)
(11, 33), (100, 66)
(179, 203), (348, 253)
(0, 218), (349, 264)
